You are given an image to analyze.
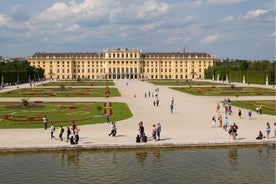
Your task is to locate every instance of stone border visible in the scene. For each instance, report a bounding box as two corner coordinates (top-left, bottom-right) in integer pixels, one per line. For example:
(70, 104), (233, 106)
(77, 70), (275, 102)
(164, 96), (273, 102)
(0, 141), (274, 154)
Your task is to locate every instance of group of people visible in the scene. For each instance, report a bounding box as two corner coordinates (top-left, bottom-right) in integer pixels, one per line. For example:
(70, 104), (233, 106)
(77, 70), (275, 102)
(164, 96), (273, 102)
(215, 99), (276, 142)
(214, 100), (241, 141)
(256, 122), (276, 140)
(136, 121), (161, 143)
(49, 121), (80, 145)
(47, 114), (163, 145)
(145, 87), (176, 115)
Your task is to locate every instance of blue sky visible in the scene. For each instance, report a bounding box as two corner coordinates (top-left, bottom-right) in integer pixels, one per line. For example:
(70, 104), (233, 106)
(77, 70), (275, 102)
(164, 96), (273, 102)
(0, 0), (275, 60)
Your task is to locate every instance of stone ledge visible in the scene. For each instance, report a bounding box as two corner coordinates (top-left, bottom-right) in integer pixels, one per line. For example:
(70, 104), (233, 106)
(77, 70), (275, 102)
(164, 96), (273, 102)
(0, 141), (274, 153)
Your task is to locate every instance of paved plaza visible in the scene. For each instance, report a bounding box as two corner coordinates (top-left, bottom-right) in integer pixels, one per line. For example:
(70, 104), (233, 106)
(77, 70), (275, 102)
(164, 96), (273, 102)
(0, 80), (275, 151)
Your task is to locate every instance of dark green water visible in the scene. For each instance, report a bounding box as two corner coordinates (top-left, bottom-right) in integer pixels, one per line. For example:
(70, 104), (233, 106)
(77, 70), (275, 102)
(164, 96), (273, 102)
(0, 146), (275, 184)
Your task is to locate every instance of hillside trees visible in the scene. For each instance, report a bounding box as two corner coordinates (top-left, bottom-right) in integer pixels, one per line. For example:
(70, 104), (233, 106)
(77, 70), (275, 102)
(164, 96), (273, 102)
(204, 60), (275, 84)
(0, 60), (44, 84)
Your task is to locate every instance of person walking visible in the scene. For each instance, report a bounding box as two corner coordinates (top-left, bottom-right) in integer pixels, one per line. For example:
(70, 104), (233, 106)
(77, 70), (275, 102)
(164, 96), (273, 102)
(248, 110), (252, 120)
(170, 103), (174, 114)
(66, 126), (71, 142)
(156, 123), (161, 141)
(72, 121), (77, 134)
(152, 124), (157, 141)
(238, 109), (242, 119)
(217, 114), (222, 128)
(228, 124), (234, 141)
(42, 115), (48, 130)
(108, 121), (117, 137)
(138, 121), (145, 138)
(216, 103), (220, 113)
(59, 126), (64, 141)
(211, 116), (216, 128)
(50, 123), (55, 139)
(223, 117), (229, 131)
(266, 122), (271, 139)
(232, 123), (238, 140)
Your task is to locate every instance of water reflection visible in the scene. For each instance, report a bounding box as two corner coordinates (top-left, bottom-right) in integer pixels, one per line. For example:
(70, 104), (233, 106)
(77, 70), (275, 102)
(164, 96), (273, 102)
(151, 150), (161, 163)
(58, 152), (80, 167)
(228, 147), (238, 168)
(257, 146), (272, 159)
(136, 151), (148, 165)
(0, 146), (274, 184)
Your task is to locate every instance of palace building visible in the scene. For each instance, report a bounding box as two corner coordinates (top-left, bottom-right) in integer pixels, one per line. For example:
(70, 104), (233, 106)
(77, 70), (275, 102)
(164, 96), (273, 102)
(28, 48), (215, 80)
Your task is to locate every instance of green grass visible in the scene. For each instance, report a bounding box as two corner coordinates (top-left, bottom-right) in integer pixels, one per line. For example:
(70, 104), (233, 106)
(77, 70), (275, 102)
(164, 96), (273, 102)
(171, 86), (276, 96)
(147, 79), (226, 86)
(0, 102), (132, 129)
(231, 100), (276, 116)
(39, 80), (115, 86)
(0, 87), (120, 97)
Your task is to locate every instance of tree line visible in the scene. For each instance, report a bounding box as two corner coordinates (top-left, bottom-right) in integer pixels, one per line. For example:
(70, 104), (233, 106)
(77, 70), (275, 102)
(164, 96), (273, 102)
(0, 60), (44, 84)
(204, 60), (275, 85)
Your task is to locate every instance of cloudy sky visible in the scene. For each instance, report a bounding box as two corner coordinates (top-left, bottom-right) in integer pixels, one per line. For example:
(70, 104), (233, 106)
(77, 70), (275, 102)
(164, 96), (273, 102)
(0, 0), (275, 60)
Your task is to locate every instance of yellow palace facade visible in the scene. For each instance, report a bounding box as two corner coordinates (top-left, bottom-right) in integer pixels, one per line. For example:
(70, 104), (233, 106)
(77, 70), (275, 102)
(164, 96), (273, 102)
(28, 48), (215, 80)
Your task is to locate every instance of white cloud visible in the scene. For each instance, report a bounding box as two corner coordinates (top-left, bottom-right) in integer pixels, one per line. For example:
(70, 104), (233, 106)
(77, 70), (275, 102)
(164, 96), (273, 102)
(38, 2), (70, 21)
(220, 15), (234, 22)
(136, 0), (169, 19)
(191, 1), (204, 7)
(267, 32), (276, 37)
(201, 34), (220, 44)
(244, 9), (268, 19)
(140, 21), (165, 31)
(0, 14), (9, 27)
(207, 0), (245, 5)
(65, 24), (80, 32)
(165, 36), (182, 44)
(37, 0), (169, 24)
(185, 14), (200, 22)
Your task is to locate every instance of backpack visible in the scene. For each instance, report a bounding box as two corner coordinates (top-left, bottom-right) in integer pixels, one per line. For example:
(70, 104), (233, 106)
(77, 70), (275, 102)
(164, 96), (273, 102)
(61, 128), (64, 133)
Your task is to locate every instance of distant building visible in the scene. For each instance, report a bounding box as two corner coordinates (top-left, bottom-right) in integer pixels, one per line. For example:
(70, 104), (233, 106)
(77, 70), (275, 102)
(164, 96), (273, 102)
(28, 48), (215, 80)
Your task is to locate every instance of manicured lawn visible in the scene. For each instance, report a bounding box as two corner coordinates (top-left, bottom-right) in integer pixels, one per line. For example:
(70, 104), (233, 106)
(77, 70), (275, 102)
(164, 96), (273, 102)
(231, 100), (276, 116)
(0, 87), (120, 97)
(147, 79), (226, 86)
(171, 86), (275, 96)
(39, 80), (115, 86)
(0, 102), (132, 129)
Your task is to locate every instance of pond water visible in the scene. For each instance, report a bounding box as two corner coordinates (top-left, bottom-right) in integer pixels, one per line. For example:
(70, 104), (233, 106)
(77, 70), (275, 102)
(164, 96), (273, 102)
(0, 146), (274, 184)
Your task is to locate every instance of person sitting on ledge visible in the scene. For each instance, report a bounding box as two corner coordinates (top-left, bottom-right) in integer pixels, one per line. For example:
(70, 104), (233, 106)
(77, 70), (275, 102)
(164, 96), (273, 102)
(256, 131), (265, 140)
(70, 136), (76, 145)
(141, 133), (147, 143)
(136, 134), (140, 143)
